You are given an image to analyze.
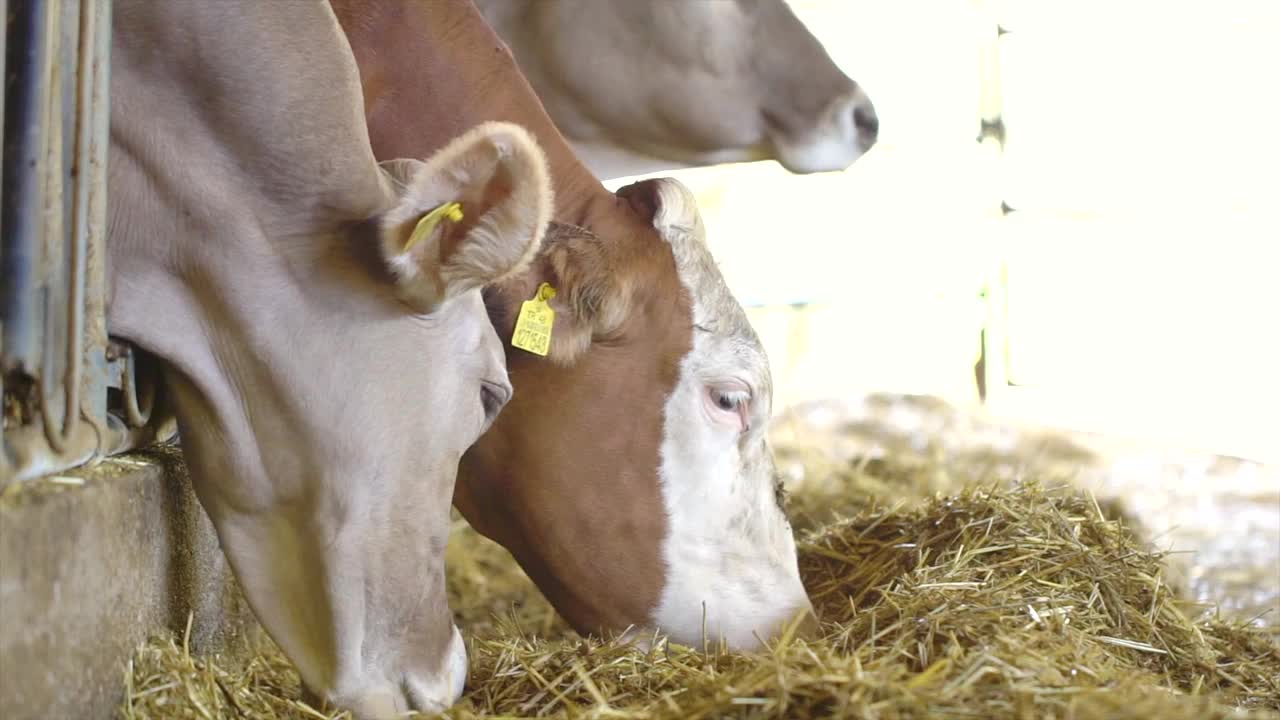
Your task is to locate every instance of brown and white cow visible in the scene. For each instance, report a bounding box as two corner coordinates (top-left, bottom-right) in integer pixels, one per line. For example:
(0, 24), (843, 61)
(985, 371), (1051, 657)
(334, 0), (814, 659)
(109, 2), (552, 716)
(474, 0), (880, 178)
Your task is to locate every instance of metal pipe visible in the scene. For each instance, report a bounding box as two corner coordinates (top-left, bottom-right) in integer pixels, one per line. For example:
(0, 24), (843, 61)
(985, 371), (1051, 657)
(79, 0), (113, 451)
(121, 349), (155, 428)
(2, 0), (119, 483)
(2, 0), (51, 373)
(37, 0), (82, 453)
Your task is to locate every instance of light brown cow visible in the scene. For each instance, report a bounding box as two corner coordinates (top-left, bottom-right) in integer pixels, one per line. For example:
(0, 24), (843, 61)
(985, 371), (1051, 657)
(474, 0), (879, 178)
(109, 1), (552, 716)
(334, 0), (814, 665)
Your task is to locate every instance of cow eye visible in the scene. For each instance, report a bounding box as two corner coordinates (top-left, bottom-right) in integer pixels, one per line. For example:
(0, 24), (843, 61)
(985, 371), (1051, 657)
(713, 389), (742, 411)
(705, 381), (752, 432)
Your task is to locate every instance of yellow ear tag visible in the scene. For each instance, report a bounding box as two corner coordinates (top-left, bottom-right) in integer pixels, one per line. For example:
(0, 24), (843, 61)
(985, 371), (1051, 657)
(511, 283), (557, 356)
(403, 201), (464, 252)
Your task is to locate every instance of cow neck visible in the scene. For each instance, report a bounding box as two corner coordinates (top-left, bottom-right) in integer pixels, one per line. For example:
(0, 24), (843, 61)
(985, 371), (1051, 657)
(334, 0), (615, 234)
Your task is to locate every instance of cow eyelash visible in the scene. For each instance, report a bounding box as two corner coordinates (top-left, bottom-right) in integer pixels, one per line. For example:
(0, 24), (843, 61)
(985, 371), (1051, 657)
(710, 387), (750, 411)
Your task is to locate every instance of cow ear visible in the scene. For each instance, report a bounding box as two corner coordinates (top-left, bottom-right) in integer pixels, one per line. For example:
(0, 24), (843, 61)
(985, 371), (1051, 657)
(616, 177), (704, 244)
(378, 122), (553, 314)
(529, 223), (640, 364)
(486, 221), (639, 366)
(515, 179), (703, 365)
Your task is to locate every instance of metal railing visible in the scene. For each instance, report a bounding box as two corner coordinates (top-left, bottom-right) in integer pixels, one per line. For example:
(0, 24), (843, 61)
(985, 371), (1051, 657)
(2, 0), (169, 486)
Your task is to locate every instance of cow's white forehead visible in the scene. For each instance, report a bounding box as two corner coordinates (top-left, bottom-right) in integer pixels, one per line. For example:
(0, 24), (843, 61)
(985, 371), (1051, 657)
(646, 179), (772, 402)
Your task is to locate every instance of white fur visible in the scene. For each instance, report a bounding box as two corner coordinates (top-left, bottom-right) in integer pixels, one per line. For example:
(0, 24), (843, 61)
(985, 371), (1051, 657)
(643, 179), (813, 650)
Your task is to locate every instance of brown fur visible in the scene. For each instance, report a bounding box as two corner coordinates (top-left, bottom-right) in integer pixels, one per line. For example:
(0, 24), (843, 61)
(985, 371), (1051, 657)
(331, 0), (688, 636)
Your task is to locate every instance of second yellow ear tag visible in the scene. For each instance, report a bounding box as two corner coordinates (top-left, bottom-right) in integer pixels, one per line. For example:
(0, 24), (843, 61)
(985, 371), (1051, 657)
(511, 283), (556, 356)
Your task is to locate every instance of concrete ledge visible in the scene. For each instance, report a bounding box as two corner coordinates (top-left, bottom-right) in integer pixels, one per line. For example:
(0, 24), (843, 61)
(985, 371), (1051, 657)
(0, 445), (258, 720)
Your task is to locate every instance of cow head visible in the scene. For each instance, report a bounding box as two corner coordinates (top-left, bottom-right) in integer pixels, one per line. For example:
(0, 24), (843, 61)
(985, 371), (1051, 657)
(481, 0), (878, 176)
(457, 177), (813, 650)
(109, 7), (551, 709)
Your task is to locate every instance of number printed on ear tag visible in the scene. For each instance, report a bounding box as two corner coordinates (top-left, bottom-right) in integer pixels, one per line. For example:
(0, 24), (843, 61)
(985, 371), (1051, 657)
(511, 282), (557, 356)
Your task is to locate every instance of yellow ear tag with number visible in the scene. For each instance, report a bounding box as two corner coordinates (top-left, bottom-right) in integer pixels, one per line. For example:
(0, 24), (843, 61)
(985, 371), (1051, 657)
(511, 283), (557, 356)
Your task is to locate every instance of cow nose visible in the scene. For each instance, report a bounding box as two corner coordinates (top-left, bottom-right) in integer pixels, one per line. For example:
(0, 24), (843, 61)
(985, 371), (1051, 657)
(853, 102), (879, 148)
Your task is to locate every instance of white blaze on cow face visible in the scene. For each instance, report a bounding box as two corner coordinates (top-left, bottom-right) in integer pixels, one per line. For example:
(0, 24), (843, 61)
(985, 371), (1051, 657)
(477, 0), (878, 178)
(618, 179), (813, 650)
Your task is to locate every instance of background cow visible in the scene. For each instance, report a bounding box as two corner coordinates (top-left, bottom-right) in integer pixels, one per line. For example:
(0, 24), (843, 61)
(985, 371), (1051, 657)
(335, 0), (816, 656)
(475, 0), (879, 178)
(110, 2), (552, 716)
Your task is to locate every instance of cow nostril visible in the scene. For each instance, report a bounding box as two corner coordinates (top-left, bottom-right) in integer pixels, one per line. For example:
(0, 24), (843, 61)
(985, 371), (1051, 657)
(853, 104), (879, 141)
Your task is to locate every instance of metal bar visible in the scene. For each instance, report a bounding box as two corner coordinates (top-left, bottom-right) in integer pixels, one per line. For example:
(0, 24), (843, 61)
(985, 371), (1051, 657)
(2, 0), (120, 485)
(2, 0), (52, 376)
(1, 0), (9, 468)
(1, 0), (8, 207)
(120, 346), (154, 427)
(37, 0), (84, 454)
(81, 0), (113, 444)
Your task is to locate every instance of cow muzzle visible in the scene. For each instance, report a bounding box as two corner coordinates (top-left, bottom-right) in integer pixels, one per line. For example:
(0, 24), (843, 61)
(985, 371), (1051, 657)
(312, 625), (468, 720)
(769, 86), (879, 174)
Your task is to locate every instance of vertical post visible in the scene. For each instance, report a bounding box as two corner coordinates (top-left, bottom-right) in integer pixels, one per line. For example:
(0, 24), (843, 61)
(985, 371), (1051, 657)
(973, 4), (1009, 404)
(77, 0), (113, 440)
(1, 0), (116, 485)
(0, 0), (7, 200)
(0, 0), (9, 459)
(1, 0), (52, 378)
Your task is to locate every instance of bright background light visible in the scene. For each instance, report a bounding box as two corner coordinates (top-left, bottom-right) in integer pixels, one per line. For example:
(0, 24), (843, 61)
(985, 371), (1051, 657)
(608, 0), (1280, 464)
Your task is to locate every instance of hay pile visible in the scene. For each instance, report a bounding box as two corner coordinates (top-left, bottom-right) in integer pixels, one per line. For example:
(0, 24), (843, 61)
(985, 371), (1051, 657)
(122, 458), (1280, 719)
